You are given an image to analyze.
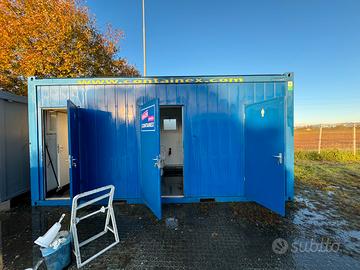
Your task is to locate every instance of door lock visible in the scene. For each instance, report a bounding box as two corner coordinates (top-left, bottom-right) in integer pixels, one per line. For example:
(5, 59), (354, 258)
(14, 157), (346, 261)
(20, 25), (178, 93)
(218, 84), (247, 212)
(272, 153), (283, 164)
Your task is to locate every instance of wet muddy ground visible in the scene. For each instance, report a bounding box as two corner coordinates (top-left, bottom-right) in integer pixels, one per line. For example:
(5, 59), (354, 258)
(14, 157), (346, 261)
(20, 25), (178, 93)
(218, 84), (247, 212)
(1, 160), (360, 269)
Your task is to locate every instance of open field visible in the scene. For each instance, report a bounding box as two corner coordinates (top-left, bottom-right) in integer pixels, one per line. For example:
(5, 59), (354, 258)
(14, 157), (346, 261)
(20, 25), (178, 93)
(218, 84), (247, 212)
(295, 125), (360, 151)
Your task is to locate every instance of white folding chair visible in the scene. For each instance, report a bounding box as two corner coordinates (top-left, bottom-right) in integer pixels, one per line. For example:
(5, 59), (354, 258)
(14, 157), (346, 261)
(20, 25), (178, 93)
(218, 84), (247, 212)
(70, 185), (119, 268)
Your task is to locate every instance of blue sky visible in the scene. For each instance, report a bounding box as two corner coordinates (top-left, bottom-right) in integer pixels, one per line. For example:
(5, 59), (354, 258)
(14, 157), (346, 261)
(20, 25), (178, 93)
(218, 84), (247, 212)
(86, 0), (360, 125)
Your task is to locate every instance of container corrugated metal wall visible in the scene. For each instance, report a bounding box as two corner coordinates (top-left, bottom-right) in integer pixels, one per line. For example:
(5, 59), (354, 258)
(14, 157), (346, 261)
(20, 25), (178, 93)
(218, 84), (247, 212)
(28, 74), (294, 206)
(0, 91), (29, 202)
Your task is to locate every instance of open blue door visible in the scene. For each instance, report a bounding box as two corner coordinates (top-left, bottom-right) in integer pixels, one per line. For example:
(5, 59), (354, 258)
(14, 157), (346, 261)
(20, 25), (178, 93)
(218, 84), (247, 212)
(140, 99), (162, 219)
(245, 98), (286, 216)
(67, 100), (81, 200)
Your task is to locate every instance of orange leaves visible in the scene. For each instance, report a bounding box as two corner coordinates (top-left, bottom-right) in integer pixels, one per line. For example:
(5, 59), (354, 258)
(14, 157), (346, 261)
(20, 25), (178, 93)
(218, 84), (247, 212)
(0, 0), (139, 95)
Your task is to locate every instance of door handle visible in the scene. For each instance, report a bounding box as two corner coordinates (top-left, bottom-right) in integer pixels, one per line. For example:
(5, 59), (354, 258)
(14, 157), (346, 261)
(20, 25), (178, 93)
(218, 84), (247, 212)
(69, 155), (77, 168)
(153, 155), (161, 169)
(72, 158), (77, 168)
(272, 153), (283, 164)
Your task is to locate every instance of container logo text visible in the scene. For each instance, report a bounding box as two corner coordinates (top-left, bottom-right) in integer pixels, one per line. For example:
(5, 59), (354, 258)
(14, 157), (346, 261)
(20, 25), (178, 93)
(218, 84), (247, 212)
(76, 77), (245, 85)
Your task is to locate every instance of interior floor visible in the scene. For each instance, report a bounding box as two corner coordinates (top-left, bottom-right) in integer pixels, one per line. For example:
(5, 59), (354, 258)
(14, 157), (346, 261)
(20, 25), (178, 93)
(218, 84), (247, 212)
(162, 166), (183, 196)
(46, 184), (70, 199)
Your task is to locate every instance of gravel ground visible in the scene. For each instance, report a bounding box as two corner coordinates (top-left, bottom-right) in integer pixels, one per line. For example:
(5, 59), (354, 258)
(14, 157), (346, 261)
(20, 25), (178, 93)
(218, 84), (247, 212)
(0, 161), (359, 269)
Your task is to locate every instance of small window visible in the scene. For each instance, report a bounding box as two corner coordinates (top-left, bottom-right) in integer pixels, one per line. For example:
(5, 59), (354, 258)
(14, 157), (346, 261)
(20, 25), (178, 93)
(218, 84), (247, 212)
(163, 119), (177, 130)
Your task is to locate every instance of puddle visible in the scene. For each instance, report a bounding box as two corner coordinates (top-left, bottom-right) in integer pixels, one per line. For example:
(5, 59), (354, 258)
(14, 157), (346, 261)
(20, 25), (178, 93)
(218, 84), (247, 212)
(165, 217), (178, 230)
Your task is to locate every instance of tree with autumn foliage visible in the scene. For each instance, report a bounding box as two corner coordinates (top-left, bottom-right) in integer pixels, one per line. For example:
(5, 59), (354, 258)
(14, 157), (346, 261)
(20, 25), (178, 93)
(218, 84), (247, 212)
(0, 0), (140, 95)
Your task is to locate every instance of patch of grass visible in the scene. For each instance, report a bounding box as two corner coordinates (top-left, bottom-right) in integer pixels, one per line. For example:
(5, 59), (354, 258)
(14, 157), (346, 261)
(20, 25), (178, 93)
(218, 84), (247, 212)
(294, 151), (360, 257)
(295, 159), (360, 190)
(294, 162), (329, 189)
(295, 150), (360, 162)
(295, 157), (360, 227)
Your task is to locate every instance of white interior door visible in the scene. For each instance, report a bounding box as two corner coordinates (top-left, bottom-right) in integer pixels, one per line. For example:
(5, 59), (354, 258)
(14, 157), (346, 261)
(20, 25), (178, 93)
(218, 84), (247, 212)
(45, 134), (58, 191)
(45, 112), (58, 191)
(56, 112), (70, 187)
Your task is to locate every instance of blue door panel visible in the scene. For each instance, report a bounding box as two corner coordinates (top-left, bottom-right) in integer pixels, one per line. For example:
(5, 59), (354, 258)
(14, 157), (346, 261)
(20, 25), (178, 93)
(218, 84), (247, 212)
(67, 100), (81, 199)
(245, 98), (286, 216)
(140, 99), (162, 219)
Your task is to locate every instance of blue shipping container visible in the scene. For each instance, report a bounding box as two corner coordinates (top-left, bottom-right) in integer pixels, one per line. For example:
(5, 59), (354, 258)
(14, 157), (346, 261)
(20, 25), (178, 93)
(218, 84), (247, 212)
(28, 73), (294, 218)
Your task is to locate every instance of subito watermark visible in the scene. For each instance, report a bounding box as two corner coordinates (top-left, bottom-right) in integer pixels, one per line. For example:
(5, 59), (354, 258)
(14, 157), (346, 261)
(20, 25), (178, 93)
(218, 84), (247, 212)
(272, 238), (340, 254)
